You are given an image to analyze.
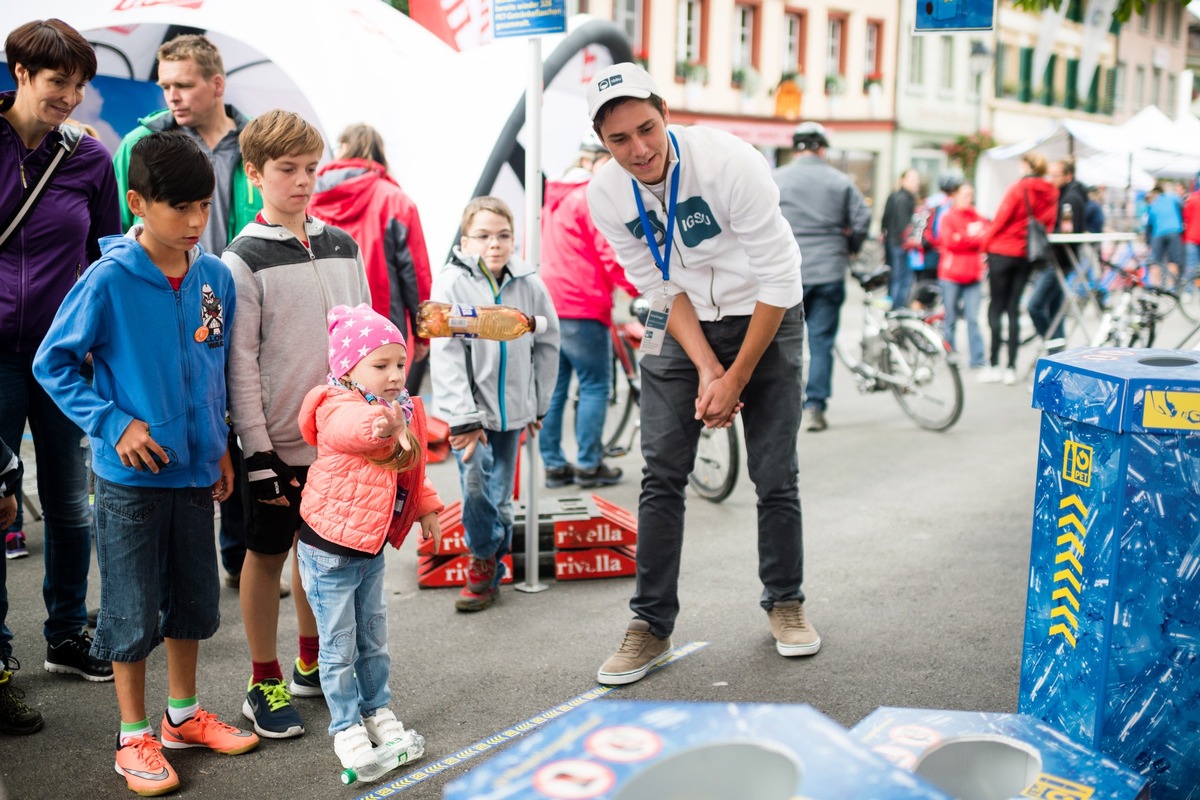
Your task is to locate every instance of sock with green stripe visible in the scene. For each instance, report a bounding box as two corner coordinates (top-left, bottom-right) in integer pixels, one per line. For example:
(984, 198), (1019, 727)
(167, 695), (199, 726)
(119, 719), (153, 746)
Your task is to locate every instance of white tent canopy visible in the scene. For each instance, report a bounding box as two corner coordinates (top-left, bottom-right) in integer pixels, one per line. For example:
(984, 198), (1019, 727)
(976, 106), (1200, 217)
(0, 1), (613, 258)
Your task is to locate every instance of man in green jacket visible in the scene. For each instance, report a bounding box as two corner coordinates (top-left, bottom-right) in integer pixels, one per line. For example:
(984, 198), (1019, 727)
(113, 34), (261, 256)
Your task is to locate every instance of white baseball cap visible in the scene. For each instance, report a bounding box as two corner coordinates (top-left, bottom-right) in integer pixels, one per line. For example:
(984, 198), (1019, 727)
(586, 62), (662, 121)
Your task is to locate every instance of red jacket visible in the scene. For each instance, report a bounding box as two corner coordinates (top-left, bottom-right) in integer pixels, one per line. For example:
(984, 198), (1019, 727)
(938, 206), (990, 284)
(1184, 191), (1200, 245)
(983, 176), (1059, 259)
(309, 159), (432, 347)
(540, 171), (637, 323)
(299, 389), (443, 554)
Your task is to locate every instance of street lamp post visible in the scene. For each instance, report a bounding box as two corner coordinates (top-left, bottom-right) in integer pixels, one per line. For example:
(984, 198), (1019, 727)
(969, 40), (993, 133)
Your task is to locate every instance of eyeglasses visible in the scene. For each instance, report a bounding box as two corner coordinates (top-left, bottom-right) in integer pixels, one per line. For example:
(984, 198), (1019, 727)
(466, 232), (513, 244)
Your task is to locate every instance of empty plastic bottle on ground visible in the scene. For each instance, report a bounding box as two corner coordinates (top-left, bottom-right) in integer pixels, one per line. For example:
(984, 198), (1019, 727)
(417, 301), (546, 341)
(340, 731), (426, 785)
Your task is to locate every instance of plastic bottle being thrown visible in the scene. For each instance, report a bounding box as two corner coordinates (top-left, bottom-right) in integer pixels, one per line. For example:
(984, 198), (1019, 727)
(339, 731), (426, 785)
(417, 301), (546, 341)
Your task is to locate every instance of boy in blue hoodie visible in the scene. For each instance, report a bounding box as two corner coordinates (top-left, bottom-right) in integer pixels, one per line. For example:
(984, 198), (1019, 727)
(34, 132), (259, 796)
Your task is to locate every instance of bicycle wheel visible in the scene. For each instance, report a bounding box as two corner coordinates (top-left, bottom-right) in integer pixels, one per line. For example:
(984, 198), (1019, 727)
(602, 337), (639, 457)
(884, 319), (963, 432)
(1177, 274), (1200, 323)
(688, 423), (739, 503)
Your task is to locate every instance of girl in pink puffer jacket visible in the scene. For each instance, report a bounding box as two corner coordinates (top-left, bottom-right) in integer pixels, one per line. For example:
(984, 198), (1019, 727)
(296, 303), (443, 773)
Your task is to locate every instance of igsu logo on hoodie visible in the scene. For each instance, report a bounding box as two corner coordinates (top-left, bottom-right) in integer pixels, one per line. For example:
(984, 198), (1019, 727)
(675, 197), (722, 246)
(625, 211), (667, 246)
(626, 198), (723, 250)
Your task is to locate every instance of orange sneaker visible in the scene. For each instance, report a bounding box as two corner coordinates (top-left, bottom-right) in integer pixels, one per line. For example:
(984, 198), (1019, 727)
(115, 733), (180, 796)
(160, 708), (260, 755)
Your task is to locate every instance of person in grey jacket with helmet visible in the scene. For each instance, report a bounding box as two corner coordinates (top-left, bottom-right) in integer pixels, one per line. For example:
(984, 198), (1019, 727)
(772, 122), (871, 432)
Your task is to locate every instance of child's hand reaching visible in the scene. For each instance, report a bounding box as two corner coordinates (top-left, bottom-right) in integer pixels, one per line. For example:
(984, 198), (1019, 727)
(419, 510), (442, 554)
(373, 401), (411, 448)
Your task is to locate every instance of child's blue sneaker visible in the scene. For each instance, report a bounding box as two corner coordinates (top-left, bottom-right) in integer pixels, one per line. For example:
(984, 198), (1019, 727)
(289, 658), (323, 698)
(242, 678), (304, 739)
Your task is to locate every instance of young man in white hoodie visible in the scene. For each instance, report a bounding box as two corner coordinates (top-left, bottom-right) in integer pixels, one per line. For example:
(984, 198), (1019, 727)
(585, 63), (819, 686)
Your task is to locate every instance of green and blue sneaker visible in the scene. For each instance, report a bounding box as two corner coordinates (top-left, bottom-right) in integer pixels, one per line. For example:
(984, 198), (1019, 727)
(241, 678), (304, 739)
(289, 658), (323, 698)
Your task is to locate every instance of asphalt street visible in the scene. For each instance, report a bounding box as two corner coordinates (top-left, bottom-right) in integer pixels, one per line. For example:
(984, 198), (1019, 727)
(4, 293), (1191, 799)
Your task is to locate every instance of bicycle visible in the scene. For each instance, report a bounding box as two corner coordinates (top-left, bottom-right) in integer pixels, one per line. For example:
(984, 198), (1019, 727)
(835, 265), (964, 432)
(600, 298), (740, 503)
(1090, 257), (1176, 348)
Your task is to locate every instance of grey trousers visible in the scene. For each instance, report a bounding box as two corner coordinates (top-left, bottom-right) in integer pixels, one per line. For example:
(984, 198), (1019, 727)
(631, 303), (806, 638)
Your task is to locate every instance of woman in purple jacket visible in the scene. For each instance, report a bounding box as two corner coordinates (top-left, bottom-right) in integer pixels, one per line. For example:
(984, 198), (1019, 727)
(0, 18), (121, 733)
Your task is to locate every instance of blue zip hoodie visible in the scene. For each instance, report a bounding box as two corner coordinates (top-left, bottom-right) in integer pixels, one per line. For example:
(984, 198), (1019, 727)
(33, 233), (236, 488)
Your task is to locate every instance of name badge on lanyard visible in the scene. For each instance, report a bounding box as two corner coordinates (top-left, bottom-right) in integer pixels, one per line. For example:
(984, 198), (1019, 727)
(633, 131), (680, 358)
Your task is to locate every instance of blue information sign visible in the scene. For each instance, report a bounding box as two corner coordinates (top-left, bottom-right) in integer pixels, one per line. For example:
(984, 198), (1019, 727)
(914, 0), (996, 32)
(492, 0), (567, 38)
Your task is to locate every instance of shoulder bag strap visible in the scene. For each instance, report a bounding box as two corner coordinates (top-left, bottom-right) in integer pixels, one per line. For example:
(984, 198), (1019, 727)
(0, 123), (81, 254)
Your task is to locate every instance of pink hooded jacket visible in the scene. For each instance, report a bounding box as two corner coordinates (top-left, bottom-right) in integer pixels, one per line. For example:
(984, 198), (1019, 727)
(540, 172), (638, 323)
(299, 388), (443, 553)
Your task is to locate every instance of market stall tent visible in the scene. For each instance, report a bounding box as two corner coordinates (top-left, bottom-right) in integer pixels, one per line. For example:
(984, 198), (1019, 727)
(975, 107), (1200, 217)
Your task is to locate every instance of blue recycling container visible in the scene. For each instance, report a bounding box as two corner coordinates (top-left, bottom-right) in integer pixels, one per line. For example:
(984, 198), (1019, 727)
(1021, 347), (1200, 799)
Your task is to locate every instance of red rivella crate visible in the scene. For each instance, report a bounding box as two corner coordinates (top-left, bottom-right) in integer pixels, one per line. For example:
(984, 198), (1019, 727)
(553, 493), (638, 549)
(417, 553), (514, 588)
(554, 546), (637, 581)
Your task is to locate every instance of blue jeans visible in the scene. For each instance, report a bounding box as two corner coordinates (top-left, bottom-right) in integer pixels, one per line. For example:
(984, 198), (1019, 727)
(1185, 242), (1200, 282)
(1027, 267), (1065, 343)
(297, 541), (391, 735)
(0, 351), (92, 658)
(1149, 233), (1183, 268)
(454, 428), (520, 583)
(939, 280), (986, 368)
(634, 304), (805, 637)
(887, 244), (913, 309)
(801, 280), (845, 412)
(90, 477), (220, 661)
(540, 319), (612, 470)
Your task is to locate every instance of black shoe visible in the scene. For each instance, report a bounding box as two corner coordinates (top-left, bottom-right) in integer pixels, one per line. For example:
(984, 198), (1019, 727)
(45, 630), (113, 682)
(0, 658), (44, 735)
(86, 607), (99, 629)
(544, 464), (576, 489)
(806, 409), (828, 432)
(575, 462), (623, 488)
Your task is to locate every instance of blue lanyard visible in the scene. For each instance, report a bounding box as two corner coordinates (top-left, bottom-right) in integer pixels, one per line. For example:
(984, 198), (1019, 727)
(632, 131), (680, 283)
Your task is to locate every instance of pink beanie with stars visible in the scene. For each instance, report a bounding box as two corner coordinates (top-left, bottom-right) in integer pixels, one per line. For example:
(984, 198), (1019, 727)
(327, 304), (405, 381)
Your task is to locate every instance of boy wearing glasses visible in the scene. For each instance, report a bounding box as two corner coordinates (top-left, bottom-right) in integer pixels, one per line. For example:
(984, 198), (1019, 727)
(429, 196), (559, 612)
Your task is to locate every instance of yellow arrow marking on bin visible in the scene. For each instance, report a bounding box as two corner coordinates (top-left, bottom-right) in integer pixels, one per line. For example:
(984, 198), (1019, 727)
(1052, 586), (1080, 611)
(1048, 623), (1078, 647)
(1050, 605), (1078, 630)
(1053, 569), (1082, 593)
(1056, 531), (1085, 555)
(1055, 549), (1083, 573)
(1050, 494), (1089, 648)
(1059, 495), (1087, 515)
(1057, 513), (1087, 538)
